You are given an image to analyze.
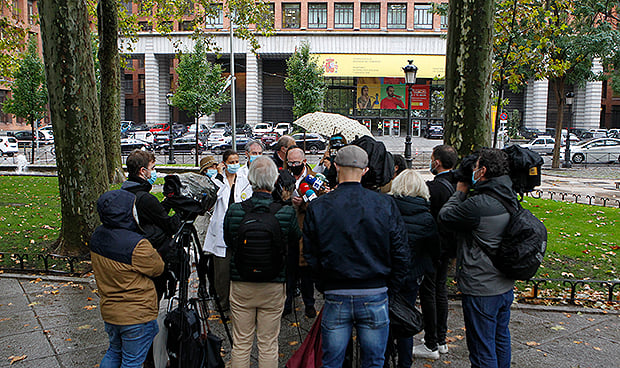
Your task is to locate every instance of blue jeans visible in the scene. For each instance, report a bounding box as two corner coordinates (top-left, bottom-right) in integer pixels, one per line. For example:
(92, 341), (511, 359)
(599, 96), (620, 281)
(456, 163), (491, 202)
(461, 290), (513, 368)
(100, 319), (159, 368)
(321, 291), (390, 368)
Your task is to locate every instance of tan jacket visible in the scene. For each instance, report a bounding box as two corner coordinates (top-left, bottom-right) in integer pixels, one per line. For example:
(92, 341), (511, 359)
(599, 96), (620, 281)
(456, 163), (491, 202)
(91, 239), (164, 325)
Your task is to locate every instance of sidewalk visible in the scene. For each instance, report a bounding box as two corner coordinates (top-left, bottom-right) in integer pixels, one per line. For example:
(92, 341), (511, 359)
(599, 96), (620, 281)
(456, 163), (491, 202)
(1, 274), (618, 368)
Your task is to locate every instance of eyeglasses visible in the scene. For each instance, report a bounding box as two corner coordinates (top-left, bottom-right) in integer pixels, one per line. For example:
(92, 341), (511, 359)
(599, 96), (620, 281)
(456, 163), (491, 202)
(287, 161), (303, 167)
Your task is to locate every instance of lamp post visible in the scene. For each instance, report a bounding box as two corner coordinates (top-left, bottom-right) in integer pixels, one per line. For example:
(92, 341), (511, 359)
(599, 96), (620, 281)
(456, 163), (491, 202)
(403, 60), (418, 168)
(563, 92), (574, 168)
(166, 93), (176, 164)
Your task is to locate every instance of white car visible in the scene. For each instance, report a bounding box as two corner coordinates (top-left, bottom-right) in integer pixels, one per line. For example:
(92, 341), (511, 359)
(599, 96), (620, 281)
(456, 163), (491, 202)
(273, 122), (291, 136)
(128, 130), (155, 144)
(570, 138), (620, 164)
(0, 136), (19, 156)
(252, 123), (273, 137)
(520, 136), (556, 155)
(207, 132), (231, 148)
(37, 129), (54, 144)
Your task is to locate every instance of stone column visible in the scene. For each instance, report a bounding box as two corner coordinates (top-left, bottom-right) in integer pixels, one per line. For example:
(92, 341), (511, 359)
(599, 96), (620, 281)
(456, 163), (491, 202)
(158, 55), (171, 123)
(144, 46), (160, 123)
(245, 53), (262, 125)
(523, 79), (549, 131)
(574, 60), (603, 130)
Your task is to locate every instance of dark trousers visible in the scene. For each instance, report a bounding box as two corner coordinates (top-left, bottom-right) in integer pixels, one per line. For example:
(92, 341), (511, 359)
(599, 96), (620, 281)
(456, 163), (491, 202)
(285, 264), (315, 310)
(419, 258), (450, 349)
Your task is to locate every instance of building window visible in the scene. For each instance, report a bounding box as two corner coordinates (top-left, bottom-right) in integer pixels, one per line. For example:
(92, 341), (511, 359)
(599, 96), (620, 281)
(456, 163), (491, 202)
(261, 3), (275, 28)
(206, 4), (223, 28)
(440, 14), (448, 29)
(138, 74), (145, 93)
(12, 0), (19, 17)
(414, 4), (433, 29)
(27, 0), (34, 24)
(334, 3), (353, 29)
(308, 3), (327, 29)
(282, 3), (301, 29)
(361, 3), (380, 29)
(387, 3), (406, 29)
(180, 20), (194, 31)
(159, 21), (174, 32)
(138, 21), (152, 31)
(123, 74), (133, 94)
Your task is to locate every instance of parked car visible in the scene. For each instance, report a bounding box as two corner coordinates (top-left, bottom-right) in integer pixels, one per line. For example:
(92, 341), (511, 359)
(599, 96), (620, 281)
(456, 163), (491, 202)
(11, 131), (46, 147)
(570, 138), (620, 164)
(210, 122), (232, 135)
(236, 123), (253, 137)
(121, 138), (151, 153)
(291, 133), (326, 154)
(0, 136), (18, 156)
(253, 122), (273, 137)
(171, 124), (188, 137)
(425, 125), (444, 139)
(207, 132), (230, 148)
(36, 129), (54, 144)
(261, 132), (280, 147)
(521, 136), (556, 155)
(588, 129), (608, 139)
(608, 129), (619, 138)
(128, 130), (155, 144)
(519, 127), (544, 140)
(149, 122), (169, 133)
(274, 122), (291, 136)
(120, 120), (134, 133)
(210, 136), (252, 154)
(187, 123), (209, 135)
(158, 136), (205, 154)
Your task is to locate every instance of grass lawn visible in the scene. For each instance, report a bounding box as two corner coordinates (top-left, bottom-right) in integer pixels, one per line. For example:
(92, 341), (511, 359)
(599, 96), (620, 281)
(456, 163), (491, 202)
(0, 176), (618, 284)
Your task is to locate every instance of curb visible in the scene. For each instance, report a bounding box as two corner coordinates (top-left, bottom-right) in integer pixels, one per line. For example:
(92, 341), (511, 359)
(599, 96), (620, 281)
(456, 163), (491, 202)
(0, 272), (97, 290)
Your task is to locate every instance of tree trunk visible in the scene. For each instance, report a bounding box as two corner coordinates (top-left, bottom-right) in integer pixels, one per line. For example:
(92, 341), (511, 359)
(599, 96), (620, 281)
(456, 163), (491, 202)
(38, 0), (109, 256)
(550, 78), (566, 168)
(444, 0), (495, 158)
(30, 118), (35, 164)
(98, 0), (124, 184)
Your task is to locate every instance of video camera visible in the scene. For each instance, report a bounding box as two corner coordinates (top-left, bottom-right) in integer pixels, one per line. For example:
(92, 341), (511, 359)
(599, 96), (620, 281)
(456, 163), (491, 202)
(162, 173), (218, 221)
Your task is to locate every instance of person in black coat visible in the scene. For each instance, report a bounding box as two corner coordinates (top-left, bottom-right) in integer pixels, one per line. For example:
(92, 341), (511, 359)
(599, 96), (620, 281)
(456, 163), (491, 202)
(386, 169), (439, 368)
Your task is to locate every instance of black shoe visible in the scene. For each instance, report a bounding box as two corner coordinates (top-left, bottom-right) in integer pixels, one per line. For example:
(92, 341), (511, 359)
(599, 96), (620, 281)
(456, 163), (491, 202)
(282, 307), (292, 317)
(305, 306), (317, 318)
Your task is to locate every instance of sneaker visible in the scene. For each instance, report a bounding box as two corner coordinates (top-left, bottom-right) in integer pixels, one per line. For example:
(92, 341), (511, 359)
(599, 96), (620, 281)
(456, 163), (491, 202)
(305, 306), (317, 318)
(438, 344), (448, 354)
(412, 344), (440, 360)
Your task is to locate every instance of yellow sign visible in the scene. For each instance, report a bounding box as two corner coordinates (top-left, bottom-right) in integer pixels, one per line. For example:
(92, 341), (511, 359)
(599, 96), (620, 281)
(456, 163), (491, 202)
(315, 54), (445, 78)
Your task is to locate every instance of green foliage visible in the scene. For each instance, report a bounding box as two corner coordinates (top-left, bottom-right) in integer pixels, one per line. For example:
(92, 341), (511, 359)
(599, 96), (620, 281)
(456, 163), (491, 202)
(507, 109), (521, 138)
(284, 42), (327, 119)
(171, 38), (229, 117)
(523, 198), (618, 280)
(0, 0), (32, 76)
(1, 39), (48, 126)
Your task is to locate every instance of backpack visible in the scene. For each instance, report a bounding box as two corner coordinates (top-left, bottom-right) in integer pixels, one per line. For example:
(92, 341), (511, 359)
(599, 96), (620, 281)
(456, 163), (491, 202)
(502, 145), (543, 198)
(479, 191), (547, 280)
(234, 200), (285, 282)
(350, 135), (394, 189)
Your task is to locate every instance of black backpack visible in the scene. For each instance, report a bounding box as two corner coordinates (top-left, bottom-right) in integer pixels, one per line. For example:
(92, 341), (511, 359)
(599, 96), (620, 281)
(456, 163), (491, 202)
(479, 191), (547, 280)
(350, 135), (394, 189)
(503, 145), (543, 198)
(234, 200), (285, 282)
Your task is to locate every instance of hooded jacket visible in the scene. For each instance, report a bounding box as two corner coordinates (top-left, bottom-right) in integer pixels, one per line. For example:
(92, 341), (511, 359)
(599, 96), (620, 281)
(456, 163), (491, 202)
(90, 190), (164, 325)
(438, 175), (517, 296)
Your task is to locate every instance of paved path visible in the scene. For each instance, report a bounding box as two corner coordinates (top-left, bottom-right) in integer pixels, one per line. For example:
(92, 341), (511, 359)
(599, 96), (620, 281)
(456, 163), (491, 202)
(1, 274), (618, 368)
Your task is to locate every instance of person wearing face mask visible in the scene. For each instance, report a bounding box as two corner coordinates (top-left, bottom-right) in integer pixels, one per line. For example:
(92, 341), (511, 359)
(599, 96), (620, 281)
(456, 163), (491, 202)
(122, 149), (180, 368)
(439, 148), (517, 368)
(203, 149), (253, 311)
(199, 155), (219, 179)
(237, 140), (264, 178)
(282, 146), (319, 318)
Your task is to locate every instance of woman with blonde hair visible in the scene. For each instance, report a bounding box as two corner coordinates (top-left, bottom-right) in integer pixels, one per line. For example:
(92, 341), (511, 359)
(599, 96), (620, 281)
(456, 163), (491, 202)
(386, 169), (439, 368)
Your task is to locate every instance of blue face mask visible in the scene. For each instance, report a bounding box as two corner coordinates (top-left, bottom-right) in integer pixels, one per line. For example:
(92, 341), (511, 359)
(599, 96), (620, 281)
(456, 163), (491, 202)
(471, 169), (479, 186)
(147, 170), (157, 185)
(227, 163), (240, 174)
(206, 169), (217, 178)
(249, 155), (259, 164)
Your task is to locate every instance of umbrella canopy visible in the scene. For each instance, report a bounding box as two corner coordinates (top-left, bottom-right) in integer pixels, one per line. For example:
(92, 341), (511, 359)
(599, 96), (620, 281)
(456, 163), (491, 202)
(293, 112), (372, 142)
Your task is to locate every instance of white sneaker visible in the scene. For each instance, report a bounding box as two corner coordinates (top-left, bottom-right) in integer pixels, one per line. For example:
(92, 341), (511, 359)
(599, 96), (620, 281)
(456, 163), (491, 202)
(412, 344), (440, 360)
(438, 344), (448, 354)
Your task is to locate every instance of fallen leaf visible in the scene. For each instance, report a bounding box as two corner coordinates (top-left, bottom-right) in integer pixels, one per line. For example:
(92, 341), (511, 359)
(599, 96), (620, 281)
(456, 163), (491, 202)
(526, 341), (540, 346)
(290, 322), (299, 327)
(83, 305), (97, 310)
(550, 325), (565, 331)
(454, 335), (465, 340)
(27, 302), (39, 307)
(288, 341), (298, 346)
(593, 346), (601, 351)
(423, 364), (432, 368)
(573, 341), (582, 344)
(87, 297), (93, 301)
(8, 355), (27, 364)
(65, 338), (72, 341)
(443, 361), (452, 364)
(78, 324), (92, 330)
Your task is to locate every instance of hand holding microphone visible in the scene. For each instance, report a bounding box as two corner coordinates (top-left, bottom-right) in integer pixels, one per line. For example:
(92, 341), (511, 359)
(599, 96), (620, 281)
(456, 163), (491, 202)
(299, 182), (317, 202)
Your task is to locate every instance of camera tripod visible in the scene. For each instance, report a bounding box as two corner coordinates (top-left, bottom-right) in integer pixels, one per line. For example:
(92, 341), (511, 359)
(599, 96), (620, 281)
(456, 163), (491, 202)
(167, 214), (233, 368)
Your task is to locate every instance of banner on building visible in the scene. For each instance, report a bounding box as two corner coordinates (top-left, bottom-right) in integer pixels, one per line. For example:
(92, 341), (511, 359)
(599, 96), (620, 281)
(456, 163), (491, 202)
(317, 54), (445, 78)
(357, 78), (429, 110)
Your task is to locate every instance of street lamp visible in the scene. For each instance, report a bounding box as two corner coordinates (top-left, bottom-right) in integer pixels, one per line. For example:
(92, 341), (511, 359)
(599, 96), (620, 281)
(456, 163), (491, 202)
(403, 60), (418, 168)
(166, 93), (176, 164)
(563, 91), (574, 168)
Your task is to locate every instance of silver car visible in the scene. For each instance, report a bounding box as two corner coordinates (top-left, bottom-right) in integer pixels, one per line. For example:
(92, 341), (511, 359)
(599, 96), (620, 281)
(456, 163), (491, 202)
(521, 136), (556, 155)
(570, 138), (620, 164)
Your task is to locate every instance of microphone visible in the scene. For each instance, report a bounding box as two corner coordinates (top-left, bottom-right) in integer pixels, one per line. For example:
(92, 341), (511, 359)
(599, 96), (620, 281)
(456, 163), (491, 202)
(299, 182), (317, 202)
(305, 174), (327, 191)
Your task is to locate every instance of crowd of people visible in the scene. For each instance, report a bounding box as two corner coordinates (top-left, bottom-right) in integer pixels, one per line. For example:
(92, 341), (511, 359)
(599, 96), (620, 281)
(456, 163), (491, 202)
(90, 135), (519, 368)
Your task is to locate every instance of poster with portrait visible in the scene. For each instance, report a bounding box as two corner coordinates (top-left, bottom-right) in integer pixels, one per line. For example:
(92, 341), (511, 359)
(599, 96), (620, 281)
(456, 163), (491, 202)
(356, 78), (381, 109)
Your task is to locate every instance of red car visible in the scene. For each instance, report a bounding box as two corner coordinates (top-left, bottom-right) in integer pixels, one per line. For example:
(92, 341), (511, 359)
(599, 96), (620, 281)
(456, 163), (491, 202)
(261, 132), (280, 147)
(149, 123), (170, 133)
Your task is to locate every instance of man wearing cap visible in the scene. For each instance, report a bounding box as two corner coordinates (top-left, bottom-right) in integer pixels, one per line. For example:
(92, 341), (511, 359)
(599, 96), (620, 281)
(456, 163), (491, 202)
(303, 145), (409, 368)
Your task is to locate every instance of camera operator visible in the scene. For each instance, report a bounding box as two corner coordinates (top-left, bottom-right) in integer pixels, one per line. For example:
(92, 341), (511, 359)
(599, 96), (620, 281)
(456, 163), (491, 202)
(314, 133), (346, 188)
(121, 149), (180, 368)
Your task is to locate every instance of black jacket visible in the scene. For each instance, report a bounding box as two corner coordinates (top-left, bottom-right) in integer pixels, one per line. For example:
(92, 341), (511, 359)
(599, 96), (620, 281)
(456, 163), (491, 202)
(121, 175), (181, 250)
(303, 182), (409, 293)
(426, 170), (457, 258)
(392, 195), (439, 282)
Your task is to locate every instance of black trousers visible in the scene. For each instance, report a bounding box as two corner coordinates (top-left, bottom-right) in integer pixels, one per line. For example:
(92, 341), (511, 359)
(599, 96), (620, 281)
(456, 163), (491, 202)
(419, 258), (450, 348)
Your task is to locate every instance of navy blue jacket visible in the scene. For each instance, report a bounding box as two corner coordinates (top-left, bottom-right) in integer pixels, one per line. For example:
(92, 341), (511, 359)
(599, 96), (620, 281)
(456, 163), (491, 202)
(303, 182), (409, 292)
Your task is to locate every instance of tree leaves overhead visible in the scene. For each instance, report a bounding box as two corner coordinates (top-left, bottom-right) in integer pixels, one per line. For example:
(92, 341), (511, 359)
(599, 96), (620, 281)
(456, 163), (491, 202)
(284, 42), (327, 119)
(171, 38), (229, 118)
(0, 0), (33, 77)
